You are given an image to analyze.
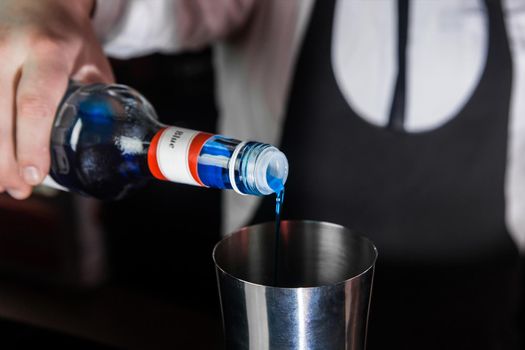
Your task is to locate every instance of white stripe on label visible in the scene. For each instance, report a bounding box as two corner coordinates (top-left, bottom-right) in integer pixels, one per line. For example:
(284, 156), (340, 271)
(228, 141), (248, 195)
(156, 127), (201, 186)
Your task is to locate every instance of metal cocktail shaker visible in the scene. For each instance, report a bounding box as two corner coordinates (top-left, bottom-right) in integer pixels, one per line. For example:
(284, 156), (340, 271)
(213, 220), (377, 349)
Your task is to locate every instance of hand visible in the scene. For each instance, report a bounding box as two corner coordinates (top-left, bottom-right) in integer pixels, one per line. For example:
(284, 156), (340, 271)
(0, 0), (114, 199)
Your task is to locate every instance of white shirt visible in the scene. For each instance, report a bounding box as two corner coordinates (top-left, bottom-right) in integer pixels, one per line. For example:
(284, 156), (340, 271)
(93, 0), (525, 252)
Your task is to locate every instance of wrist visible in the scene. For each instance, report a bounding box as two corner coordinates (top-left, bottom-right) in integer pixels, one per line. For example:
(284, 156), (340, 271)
(89, 0), (96, 18)
(63, 0), (96, 20)
(81, 0), (96, 17)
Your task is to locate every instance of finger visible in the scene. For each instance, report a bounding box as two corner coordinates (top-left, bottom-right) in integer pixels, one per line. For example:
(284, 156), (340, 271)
(7, 187), (32, 200)
(72, 62), (114, 84)
(0, 66), (31, 198)
(16, 53), (70, 186)
(72, 32), (114, 84)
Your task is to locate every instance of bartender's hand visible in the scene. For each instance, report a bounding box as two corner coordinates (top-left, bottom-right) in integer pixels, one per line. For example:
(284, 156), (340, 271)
(0, 0), (114, 199)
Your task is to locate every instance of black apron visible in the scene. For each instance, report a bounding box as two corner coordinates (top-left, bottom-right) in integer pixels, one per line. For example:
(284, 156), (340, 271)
(252, 0), (522, 348)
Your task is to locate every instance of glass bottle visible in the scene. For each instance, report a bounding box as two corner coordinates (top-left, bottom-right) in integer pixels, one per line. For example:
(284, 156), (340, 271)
(45, 83), (288, 200)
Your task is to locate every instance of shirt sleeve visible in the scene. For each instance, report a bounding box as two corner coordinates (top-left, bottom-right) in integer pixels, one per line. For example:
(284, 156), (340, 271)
(92, 0), (256, 59)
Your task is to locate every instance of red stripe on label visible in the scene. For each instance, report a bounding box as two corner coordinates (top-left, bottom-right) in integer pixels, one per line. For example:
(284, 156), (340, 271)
(148, 128), (168, 181)
(188, 132), (213, 186)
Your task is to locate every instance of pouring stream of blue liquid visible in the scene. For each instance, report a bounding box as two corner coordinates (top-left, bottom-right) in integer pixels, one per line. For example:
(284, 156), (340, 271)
(274, 188), (285, 286)
(268, 171), (285, 286)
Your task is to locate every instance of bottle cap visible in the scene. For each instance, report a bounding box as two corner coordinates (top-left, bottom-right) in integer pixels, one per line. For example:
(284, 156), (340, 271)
(254, 147), (289, 195)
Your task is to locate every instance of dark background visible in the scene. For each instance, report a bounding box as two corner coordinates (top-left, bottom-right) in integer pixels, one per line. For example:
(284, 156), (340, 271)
(103, 50), (221, 314)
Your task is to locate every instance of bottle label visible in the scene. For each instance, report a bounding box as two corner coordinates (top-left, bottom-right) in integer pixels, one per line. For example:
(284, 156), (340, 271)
(148, 127), (213, 186)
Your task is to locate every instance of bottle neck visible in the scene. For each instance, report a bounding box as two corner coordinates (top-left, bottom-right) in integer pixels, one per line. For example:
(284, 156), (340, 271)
(147, 126), (213, 186)
(144, 126), (288, 195)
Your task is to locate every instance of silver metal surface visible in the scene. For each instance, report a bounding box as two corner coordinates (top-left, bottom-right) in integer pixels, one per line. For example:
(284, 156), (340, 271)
(213, 220), (377, 350)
